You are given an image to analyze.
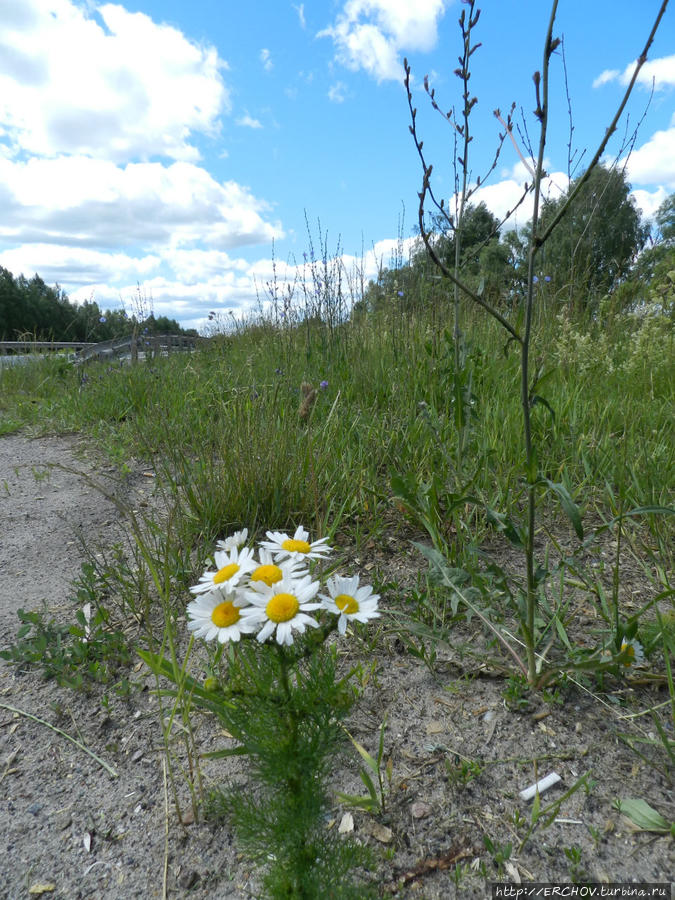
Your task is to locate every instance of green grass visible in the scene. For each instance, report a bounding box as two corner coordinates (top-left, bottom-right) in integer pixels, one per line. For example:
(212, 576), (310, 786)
(2, 300), (672, 559)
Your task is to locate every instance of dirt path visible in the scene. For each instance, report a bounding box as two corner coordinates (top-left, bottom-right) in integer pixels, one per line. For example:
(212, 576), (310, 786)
(0, 433), (249, 899)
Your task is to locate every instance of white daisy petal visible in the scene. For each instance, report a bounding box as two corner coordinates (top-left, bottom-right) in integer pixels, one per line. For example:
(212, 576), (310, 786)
(189, 546), (257, 596)
(186, 591), (258, 644)
(320, 574), (380, 633)
(241, 572), (322, 645)
(216, 528), (249, 552)
(259, 525), (332, 561)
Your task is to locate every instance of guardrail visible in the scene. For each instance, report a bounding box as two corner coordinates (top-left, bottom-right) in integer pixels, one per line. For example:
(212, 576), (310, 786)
(73, 333), (204, 363)
(0, 340), (97, 355)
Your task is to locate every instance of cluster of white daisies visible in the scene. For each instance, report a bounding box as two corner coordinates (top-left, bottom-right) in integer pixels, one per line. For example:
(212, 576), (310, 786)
(186, 526), (380, 647)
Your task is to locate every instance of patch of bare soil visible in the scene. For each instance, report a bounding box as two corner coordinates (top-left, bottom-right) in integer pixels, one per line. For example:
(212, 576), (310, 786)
(0, 432), (672, 899)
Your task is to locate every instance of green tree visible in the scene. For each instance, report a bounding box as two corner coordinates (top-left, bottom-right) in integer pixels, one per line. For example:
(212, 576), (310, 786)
(534, 164), (649, 312)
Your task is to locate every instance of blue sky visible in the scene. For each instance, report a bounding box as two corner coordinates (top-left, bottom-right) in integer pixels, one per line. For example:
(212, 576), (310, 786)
(1, 0), (673, 330)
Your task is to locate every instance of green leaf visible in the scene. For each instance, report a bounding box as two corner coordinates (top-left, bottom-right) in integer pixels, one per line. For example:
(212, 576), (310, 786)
(484, 506), (523, 547)
(531, 790), (541, 823)
(359, 769), (378, 803)
(530, 393), (556, 423)
(543, 478), (583, 540)
(616, 798), (672, 833)
(200, 746), (248, 760)
(336, 792), (378, 813)
(346, 732), (379, 778)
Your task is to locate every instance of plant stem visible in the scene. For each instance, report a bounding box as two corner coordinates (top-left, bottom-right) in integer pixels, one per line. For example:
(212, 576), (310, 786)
(522, 1), (559, 684)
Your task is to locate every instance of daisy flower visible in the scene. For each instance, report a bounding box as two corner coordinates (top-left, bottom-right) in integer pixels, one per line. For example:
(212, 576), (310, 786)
(248, 548), (308, 588)
(320, 574), (380, 635)
(620, 638), (645, 668)
(259, 525), (332, 562)
(187, 593), (258, 643)
(241, 574), (322, 646)
(190, 546), (257, 596)
(216, 529), (249, 552)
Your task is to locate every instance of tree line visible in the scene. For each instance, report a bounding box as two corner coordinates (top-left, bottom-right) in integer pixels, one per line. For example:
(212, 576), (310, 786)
(0, 273), (196, 342)
(357, 166), (674, 319)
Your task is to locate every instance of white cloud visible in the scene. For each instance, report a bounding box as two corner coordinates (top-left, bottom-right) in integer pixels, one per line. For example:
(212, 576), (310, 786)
(294, 4), (306, 29)
(0, 243), (160, 286)
(236, 113), (263, 129)
(630, 186), (670, 221)
(319, 0), (447, 83)
(623, 123), (675, 189)
(469, 162), (570, 230)
(328, 81), (348, 103)
(592, 69), (620, 89)
(593, 54), (675, 91)
(260, 48), (273, 71)
(0, 0), (229, 162)
(0, 156), (284, 250)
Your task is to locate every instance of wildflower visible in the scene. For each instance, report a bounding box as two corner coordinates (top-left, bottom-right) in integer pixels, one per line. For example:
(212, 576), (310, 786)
(99, 316), (106, 324)
(241, 574), (322, 645)
(216, 529), (249, 552)
(249, 548), (308, 587)
(319, 380), (329, 390)
(544, 275), (551, 283)
(187, 592), (258, 643)
(260, 525), (332, 561)
(620, 638), (645, 668)
(320, 574), (380, 634)
(533, 276), (539, 284)
(190, 546), (257, 596)
(397, 290), (404, 297)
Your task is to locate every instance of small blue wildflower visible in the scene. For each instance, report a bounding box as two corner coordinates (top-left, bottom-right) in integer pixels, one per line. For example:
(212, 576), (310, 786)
(319, 380), (329, 390)
(544, 275), (551, 283)
(99, 316), (106, 324)
(532, 276), (539, 284)
(397, 290), (404, 297)
(275, 367), (283, 375)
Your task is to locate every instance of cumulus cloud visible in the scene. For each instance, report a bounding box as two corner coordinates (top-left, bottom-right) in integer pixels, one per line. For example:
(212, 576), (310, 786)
(593, 54), (675, 91)
(0, 0), (288, 328)
(0, 243), (160, 286)
(0, 0), (229, 163)
(623, 122), (675, 190)
(318, 0), (447, 83)
(468, 162), (569, 229)
(630, 186), (670, 221)
(0, 156), (284, 250)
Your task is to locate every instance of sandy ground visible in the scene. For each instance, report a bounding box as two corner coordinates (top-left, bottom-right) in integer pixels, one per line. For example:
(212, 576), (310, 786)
(0, 432), (673, 899)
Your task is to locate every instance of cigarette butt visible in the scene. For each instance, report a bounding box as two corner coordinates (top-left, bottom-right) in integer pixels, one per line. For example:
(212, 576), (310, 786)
(519, 772), (561, 801)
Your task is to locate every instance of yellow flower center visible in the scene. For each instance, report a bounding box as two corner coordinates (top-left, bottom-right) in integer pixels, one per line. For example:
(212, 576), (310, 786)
(266, 592), (299, 623)
(211, 600), (241, 628)
(281, 538), (311, 554)
(335, 593), (359, 615)
(251, 564), (283, 586)
(214, 562), (240, 584)
(620, 642), (635, 666)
